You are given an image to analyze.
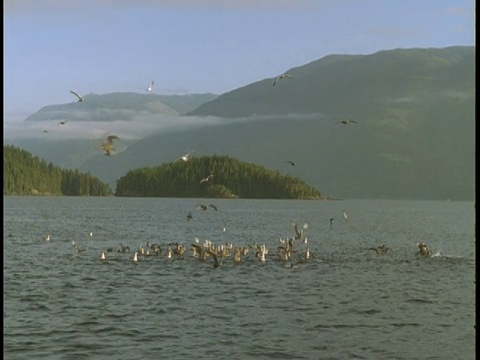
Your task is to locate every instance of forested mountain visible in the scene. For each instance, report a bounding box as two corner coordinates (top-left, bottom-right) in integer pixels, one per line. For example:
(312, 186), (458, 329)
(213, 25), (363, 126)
(3, 145), (112, 196)
(189, 46), (474, 118)
(5, 46), (475, 200)
(115, 155), (322, 199)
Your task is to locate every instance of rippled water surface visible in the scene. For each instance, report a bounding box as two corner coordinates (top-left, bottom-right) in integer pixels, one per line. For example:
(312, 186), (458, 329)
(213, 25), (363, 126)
(4, 197), (476, 359)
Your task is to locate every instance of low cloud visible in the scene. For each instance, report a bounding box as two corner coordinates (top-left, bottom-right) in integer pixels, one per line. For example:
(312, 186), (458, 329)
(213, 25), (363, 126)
(4, 111), (327, 143)
(3, 115), (222, 142)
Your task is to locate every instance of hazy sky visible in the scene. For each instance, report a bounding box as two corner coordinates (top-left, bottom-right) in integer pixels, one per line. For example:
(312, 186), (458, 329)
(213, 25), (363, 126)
(4, 0), (474, 121)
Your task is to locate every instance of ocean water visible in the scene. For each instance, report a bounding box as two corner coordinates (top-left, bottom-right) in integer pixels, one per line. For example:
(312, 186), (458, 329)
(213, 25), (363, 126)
(3, 197), (476, 360)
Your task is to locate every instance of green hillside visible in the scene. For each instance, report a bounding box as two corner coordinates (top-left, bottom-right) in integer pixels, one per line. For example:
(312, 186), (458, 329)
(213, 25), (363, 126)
(7, 46), (474, 200)
(189, 46), (473, 118)
(115, 155), (322, 199)
(3, 145), (113, 196)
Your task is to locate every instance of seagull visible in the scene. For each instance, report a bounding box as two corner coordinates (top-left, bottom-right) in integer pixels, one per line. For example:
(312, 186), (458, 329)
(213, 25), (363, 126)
(285, 160), (296, 166)
(416, 242), (432, 257)
(176, 149), (196, 162)
(101, 135), (120, 156)
(59, 121), (68, 125)
(272, 73), (292, 86)
(292, 221), (308, 239)
(43, 235), (51, 242)
(70, 90), (85, 102)
(329, 217), (334, 229)
(196, 204), (218, 211)
(343, 210), (348, 222)
(200, 174), (214, 183)
(338, 119), (357, 125)
(146, 81), (154, 92)
(369, 244), (390, 255)
(100, 252), (106, 260)
(207, 249), (222, 268)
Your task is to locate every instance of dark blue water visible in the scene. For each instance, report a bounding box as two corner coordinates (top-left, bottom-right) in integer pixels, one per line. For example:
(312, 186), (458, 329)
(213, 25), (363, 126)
(3, 197), (475, 359)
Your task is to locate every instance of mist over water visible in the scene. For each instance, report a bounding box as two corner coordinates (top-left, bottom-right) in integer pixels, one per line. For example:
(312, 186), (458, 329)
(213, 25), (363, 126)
(4, 197), (475, 359)
(3, 114), (227, 142)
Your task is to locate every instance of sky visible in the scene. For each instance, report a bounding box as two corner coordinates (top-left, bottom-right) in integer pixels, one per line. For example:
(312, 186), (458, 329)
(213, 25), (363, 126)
(4, 0), (475, 122)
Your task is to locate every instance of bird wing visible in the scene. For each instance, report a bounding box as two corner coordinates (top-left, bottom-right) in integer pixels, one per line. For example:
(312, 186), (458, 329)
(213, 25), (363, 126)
(191, 243), (204, 254)
(70, 90), (82, 100)
(208, 204), (218, 211)
(272, 78), (278, 86)
(106, 135), (119, 145)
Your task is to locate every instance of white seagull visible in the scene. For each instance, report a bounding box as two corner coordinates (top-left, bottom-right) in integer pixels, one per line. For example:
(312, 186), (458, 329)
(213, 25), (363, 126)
(70, 90), (86, 102)
(200, 174), (214, 183)
(146, 81), (154, 92)
(343, 210), (348, 222)
(176, 149), (196, 162)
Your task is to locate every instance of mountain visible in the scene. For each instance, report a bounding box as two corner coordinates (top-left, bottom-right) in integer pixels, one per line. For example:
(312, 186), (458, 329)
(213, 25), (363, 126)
(188, 46), (474, 118)
(6, 46), (475, 200)
(24, 92), (218, 122)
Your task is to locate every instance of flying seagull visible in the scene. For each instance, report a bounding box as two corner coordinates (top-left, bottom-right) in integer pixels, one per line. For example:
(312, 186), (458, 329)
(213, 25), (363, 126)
(285, 160), (296, 166)
(146, 81), (154, 92)
(176, 149), (196, 162)
(59, 121), (68, 125)
(338, 119), (357, 125)
(272, 73), (291, 86)
(70, 90), (86, 102)
(343, 209), (348, 222)
(101, 135), (120, 156)
(200, 174), (214, 183)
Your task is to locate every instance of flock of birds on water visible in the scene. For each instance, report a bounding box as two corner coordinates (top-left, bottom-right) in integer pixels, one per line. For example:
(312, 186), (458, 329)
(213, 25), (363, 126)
(43, 73), (357, 159)
(41, 207), (435, 269)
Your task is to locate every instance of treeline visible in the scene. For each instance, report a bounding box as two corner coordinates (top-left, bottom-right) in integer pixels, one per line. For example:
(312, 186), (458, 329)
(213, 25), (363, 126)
(115, 155), (322, 199)
(4, 145), (112, 196)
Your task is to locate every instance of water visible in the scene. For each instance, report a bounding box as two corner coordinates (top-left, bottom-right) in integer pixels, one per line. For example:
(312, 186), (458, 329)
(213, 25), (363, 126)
(4, 197), (475, 359)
